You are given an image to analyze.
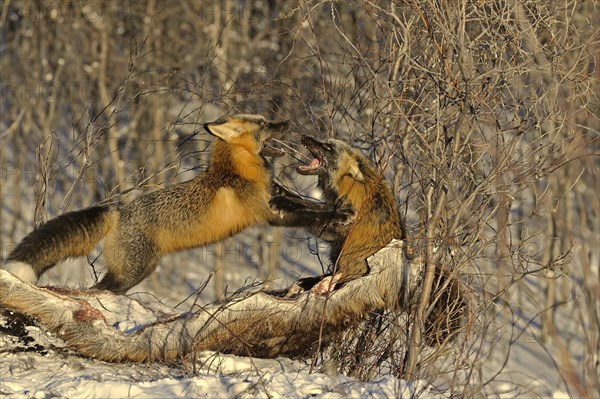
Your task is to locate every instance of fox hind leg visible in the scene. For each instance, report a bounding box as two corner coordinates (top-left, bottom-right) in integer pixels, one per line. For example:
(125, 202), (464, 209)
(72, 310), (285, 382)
(93, 232), (160, 294)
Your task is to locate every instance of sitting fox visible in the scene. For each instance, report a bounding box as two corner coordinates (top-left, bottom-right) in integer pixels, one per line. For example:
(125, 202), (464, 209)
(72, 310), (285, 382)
(271, 135), (465, 343)
(271, 135), (411, 287)
(2, 115), (350, 293)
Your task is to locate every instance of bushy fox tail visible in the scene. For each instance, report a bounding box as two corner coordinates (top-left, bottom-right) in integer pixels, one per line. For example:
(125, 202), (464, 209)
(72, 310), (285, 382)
(3, 206), (118, 284)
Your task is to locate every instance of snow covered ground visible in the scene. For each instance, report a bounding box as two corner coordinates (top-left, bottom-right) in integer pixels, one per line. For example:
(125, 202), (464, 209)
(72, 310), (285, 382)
(0, 340), (439, 398)
(0, 271), (441, 399)
(0, 211), (444, 398)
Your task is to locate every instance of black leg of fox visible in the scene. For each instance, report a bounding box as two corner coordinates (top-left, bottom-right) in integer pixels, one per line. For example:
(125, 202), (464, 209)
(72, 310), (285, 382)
(92, 244), (160, 294)
(269, 194), (347, 241)
(269, 206), (351, 229)
(270, 183), (354, 231)
(91, 232), (161, 294)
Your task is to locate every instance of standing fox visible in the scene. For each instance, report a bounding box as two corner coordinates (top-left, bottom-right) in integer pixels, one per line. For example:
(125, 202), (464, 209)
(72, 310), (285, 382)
(2, 115), (349, 294)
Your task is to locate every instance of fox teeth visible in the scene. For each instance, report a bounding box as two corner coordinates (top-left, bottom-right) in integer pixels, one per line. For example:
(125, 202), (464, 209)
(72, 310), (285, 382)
(298, 158), (321, 171)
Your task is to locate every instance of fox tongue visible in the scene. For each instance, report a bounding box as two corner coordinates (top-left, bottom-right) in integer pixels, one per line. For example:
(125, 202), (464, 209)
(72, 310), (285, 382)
(298, 158), (321, 172)
(307, 158), (320, 168)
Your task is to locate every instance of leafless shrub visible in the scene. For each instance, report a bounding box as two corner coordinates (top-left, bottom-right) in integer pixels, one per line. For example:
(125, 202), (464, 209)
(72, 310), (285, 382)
(1, 0), (598, 397)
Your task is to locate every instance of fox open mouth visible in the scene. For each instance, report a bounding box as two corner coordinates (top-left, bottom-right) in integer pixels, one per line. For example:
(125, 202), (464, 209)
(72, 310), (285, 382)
(297, 157), (322, 174)
(261, 121), (290, 158)
(296, 135), (327, 175)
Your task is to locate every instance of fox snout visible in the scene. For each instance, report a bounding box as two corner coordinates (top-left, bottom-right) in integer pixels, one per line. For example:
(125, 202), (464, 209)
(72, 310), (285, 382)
(266, 120), (290, 139)
(260, 120), (290, 157)
(297, 135), (332, 175)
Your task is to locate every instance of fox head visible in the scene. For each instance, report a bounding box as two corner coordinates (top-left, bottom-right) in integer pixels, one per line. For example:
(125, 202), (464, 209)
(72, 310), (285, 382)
(296, 136), (378, 208)
(296, 135), (374, 206)
(204, 114), (289, 157)
(297, 135), (365, 182)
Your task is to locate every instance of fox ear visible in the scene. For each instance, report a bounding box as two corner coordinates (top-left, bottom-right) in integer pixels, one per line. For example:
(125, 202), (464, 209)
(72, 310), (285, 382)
(204, 121), (243, 141)
(347, 157), (364, 181)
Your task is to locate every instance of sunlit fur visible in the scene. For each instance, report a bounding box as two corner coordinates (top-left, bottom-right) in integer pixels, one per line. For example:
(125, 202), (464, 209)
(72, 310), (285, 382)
(283, 137), (465, 344)
(3, 114), (288, 293)
(307, 138), (409, 282)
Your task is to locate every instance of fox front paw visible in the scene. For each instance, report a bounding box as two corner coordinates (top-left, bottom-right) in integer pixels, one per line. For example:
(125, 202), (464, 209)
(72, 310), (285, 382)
(269, 195), (298, 213)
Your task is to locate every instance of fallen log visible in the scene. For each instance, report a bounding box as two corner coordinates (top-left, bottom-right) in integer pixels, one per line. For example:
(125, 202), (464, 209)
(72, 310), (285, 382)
(0, 240), (421, 362)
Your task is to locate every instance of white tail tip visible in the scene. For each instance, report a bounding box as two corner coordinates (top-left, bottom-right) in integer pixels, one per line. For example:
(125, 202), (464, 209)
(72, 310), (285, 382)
(1, 261), (38, 285)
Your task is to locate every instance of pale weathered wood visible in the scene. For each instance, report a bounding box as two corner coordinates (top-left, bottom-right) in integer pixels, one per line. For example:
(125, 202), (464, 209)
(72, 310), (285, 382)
(0, 240), (420, 363)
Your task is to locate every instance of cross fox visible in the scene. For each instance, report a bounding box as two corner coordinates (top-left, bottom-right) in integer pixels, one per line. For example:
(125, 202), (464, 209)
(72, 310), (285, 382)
(2, 115), (350, 294)
(271, 135), (410, 285)
(271, 135), (465, 343)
